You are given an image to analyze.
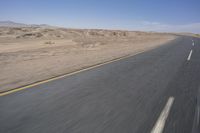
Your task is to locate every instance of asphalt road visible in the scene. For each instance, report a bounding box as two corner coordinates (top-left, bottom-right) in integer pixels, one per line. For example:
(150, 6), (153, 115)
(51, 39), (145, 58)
(0, 36), (200, 133)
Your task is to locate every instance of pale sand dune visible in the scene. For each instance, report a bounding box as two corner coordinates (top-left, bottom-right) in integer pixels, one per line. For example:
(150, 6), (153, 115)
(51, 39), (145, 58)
(0, 27), (177, 92)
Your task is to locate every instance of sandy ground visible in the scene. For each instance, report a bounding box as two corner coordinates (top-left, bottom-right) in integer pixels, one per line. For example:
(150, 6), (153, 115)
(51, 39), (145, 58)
(0, 27), (177, 92)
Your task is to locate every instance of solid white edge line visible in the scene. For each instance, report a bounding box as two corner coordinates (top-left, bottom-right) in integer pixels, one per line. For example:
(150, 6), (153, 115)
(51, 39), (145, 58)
(187, 50), (193, 61)
(151, 97), (175, 133)
(197, 106), (200, 126)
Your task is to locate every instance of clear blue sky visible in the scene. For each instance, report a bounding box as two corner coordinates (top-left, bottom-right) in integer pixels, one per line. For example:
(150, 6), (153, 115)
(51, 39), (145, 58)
(0, 0), (200, 33)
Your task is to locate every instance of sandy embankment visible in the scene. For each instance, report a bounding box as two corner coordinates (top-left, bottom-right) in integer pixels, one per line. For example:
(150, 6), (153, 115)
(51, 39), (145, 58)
(0, 27), (177, 92)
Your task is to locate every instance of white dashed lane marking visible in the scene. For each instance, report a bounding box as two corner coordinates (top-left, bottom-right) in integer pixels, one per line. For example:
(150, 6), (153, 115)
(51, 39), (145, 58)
(151, 97), (174, 133)
(187, 50), (193, 61)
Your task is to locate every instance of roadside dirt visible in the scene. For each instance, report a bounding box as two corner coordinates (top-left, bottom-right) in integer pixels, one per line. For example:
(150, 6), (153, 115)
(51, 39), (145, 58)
(0, 27), (177, 92)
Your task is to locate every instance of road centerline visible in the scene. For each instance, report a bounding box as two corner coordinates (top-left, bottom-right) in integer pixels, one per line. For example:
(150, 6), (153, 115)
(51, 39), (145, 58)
(187, 50), (193, 61)
(151, 97), (175, 133)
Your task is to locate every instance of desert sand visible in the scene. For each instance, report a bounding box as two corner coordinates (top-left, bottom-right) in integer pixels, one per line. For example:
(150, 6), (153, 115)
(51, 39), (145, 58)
(0, 27), (177, 92)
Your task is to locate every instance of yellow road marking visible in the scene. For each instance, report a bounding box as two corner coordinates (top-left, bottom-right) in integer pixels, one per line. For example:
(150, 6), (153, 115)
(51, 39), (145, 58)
(0, 48), (155, 97)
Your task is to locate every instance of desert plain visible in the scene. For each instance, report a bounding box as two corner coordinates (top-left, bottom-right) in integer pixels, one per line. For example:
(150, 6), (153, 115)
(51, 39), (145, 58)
(0, 27), (176, 92)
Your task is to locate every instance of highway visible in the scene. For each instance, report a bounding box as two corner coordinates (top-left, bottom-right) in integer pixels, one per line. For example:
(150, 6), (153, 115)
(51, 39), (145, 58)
(0, 36), (200, 133)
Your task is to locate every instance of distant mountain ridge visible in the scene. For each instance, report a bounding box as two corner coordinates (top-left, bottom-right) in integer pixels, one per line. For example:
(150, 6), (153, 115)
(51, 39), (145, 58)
(0, 21), (52, 28)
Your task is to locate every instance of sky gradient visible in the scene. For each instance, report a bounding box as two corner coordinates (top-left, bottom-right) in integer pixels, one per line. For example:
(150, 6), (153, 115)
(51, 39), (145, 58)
(0, 0), (200, 33)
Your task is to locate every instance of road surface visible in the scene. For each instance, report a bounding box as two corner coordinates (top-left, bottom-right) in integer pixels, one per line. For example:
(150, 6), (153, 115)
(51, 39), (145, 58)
(0, 36), (200, 133)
